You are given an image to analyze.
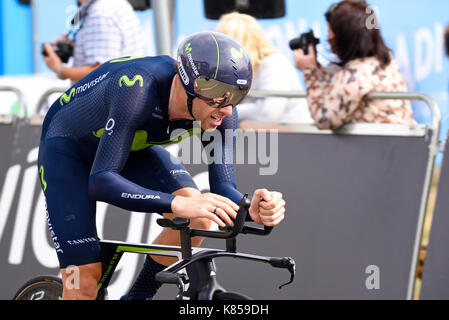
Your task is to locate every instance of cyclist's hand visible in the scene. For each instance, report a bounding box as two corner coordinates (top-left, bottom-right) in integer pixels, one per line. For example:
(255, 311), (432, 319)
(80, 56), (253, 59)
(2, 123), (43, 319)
(249, 189), (285, 226)
(171, 193), (239, 228)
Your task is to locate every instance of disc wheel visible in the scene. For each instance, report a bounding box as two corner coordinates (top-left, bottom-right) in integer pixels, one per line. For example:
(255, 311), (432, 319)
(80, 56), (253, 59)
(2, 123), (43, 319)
(13, 276), (63, 300)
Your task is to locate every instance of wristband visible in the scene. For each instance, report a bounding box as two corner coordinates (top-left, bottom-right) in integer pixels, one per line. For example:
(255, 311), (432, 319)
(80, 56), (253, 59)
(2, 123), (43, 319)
(56, 64), (65, 80)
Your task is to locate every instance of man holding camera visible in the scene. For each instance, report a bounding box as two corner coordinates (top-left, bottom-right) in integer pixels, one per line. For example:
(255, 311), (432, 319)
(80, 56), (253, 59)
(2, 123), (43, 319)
(43, 0), (143, 83)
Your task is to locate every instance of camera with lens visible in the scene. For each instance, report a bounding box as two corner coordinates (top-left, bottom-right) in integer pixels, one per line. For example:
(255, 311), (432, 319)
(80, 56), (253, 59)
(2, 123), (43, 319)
(289, 30), (320, 55)
(41, 40), (74, 63)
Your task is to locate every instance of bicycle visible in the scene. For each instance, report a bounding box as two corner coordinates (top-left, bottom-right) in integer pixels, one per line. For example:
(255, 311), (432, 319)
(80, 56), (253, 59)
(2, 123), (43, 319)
(12, 195), (295, 300)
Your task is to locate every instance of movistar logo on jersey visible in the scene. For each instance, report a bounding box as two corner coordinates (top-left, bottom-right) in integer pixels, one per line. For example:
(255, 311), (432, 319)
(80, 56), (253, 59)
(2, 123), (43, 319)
(119, 75), (144, 88)
(75, 72), (110, 95)
(60, 88), (76, 106)
(231, 47), (246, 60)
(60, 72), (110, 106)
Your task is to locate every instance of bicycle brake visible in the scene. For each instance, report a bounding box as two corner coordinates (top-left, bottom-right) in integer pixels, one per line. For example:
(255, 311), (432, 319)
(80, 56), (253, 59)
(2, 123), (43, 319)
(269, 257), (296, 289)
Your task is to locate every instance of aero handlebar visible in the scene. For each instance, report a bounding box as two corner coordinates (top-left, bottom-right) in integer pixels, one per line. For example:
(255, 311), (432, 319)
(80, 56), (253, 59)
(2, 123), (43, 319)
(156, 195), (273, 240)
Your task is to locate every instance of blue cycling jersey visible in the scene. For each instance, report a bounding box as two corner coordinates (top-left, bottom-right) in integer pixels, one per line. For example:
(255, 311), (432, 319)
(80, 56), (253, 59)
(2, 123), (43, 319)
(40, 55), (243, 215)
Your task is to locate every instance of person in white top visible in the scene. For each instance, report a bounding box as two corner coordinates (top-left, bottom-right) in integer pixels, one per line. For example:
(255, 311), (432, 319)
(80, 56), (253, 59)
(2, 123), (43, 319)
(43, 0), (144, 83)
(217, 12), (312, 124)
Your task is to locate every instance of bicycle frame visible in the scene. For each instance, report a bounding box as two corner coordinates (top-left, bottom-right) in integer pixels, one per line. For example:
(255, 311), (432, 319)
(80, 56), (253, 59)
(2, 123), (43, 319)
(97, 239), (293, 300)
(97, 240), (197, 294)
(96, 195), (295, 300)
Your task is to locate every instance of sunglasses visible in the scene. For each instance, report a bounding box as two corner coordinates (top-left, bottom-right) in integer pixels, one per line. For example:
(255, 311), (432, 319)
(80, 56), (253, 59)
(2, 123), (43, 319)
(193, 76), (250, 108)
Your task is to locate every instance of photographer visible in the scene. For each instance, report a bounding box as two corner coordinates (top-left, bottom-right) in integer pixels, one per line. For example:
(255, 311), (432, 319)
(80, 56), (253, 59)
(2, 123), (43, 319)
(293, 0), (415, 130)
(217, 12), (312, 124)
(43, 0), (143, 83)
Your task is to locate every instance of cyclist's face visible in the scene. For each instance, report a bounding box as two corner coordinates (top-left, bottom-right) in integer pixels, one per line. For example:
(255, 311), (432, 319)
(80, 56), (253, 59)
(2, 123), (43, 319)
(193, 97), (233, 130)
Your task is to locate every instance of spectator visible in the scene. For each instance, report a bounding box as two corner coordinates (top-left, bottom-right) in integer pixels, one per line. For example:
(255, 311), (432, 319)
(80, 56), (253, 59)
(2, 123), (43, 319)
(217, 12), (313, 124)
(294, 0), (415, 130)
(43, 0), (144, 83)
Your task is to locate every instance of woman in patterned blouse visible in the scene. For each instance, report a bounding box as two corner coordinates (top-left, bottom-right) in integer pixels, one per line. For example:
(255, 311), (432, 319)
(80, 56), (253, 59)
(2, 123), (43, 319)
(294, 0), (415, 130)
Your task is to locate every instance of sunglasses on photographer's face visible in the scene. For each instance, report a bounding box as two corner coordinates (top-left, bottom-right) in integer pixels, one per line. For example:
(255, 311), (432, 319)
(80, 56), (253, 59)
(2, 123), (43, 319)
(193, 77), (250, 108)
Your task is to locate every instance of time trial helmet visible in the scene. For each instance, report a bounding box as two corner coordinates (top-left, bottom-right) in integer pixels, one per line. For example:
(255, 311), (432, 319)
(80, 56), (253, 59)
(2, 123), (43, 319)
(177, 31), (253, 110)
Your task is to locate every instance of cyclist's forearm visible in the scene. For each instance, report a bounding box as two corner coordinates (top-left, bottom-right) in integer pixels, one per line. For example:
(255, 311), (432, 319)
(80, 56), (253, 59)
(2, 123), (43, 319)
(88, 171), (175, 214)
(210, 181), (242, 205)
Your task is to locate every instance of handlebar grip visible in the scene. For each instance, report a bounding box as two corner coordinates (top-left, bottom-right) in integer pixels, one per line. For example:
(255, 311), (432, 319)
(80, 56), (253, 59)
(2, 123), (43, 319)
(240, 196), (273, 235)
(242, 225), (273, 236)
(231, 195), (250, 235)
(190, 195), (250, 239)
(263, 226), (273, 234)
(156, 217), (190, 230)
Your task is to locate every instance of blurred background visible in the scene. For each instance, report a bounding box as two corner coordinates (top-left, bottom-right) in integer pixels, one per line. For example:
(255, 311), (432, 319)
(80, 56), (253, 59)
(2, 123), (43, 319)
(0, 0), (447, 128)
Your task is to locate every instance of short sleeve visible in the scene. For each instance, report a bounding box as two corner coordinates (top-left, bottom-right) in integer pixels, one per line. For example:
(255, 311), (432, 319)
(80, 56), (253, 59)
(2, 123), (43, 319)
(80, 14), (122, 65)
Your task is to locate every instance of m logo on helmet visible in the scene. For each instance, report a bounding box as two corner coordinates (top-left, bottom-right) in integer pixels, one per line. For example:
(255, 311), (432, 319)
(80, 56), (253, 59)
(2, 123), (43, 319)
(231, 47), (246, 60)
(185, 43), (192, 54)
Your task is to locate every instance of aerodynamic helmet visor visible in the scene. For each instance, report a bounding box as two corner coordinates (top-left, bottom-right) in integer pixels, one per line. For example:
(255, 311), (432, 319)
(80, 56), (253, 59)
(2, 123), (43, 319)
(193, 76), (250, 108)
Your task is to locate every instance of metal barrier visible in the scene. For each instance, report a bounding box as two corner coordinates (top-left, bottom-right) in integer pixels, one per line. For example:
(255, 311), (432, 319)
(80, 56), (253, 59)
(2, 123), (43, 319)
(34, 87), (68, 115)
(0, 86), (27, 120)
(248, 90), (442, 300)
(365, 92), (441, 300)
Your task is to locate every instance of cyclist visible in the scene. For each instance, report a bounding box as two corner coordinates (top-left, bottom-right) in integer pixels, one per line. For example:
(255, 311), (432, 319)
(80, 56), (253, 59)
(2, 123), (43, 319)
(37, 31), (286, 300)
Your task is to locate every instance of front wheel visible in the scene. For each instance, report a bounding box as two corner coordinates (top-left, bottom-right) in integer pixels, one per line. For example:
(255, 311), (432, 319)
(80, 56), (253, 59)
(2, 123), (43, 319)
(13, 276), (63, 300)
(213, 291), (252, 300)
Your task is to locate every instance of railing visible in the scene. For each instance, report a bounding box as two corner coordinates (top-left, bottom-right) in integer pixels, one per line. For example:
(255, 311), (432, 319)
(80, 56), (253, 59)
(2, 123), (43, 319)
(34, 87), (68, 115)
(365, 92), (441, 300)
(0, 86), (27, 121)
(248, 90), (442, 300)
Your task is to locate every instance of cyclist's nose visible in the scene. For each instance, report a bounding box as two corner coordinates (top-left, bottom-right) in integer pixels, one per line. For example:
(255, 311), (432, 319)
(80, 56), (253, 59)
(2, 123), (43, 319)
(220, 105), (233, 116)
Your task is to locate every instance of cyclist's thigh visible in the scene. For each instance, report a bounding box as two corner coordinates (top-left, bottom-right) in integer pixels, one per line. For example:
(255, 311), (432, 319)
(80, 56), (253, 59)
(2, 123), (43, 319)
(121, 145), (198, 194)
(38, 137), (101, 269)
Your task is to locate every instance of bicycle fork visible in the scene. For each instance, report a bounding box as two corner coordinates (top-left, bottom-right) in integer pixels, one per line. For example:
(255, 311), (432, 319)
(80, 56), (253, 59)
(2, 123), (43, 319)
(182, 258), (225, 300)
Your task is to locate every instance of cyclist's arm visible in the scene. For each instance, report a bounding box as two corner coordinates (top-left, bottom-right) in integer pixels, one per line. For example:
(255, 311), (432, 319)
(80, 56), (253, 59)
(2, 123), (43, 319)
(203, 109), (252, 220)
(88, 73), (175, 214)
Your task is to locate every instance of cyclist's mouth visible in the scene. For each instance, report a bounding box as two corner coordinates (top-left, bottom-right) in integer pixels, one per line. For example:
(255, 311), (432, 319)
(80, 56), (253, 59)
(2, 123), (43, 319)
(210, 115), (223, 126)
